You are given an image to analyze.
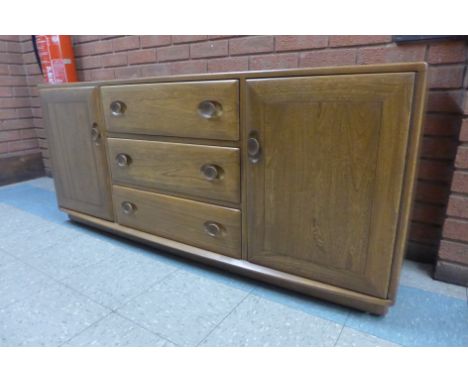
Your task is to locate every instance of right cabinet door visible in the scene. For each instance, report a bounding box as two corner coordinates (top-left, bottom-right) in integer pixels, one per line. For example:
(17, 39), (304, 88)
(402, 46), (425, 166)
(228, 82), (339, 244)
(246, 73), (416, 298)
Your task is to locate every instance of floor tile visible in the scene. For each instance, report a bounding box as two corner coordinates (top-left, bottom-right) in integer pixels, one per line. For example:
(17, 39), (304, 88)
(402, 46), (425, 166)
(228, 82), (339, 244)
(200, 294), (343, 346)
(65, 313), (174, 347)
(18, 234), (129, 281)
(0, 281), (110, 346)
(400, 260), (467, 300)
(117, 270), (250, 346)
(26, 177), (56, 192)
(251, 284), (349, 325)
(0, 204), (57, 239)
(61, 248), (177, 310)
(0, 258), (55, 309)
(347, 285), (468, 346)
(0, 249), (15, 267)
(335, 327), (399, 347)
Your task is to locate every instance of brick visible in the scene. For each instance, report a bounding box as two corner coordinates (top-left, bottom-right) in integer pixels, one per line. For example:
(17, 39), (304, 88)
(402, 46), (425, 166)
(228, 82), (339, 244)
(8, 64), (26, 76)
(423, 114), (461, 137)
(455, 146), (468, 169)
(0, 36), (19, 42)
(415, 181), (450, 204)
(128, 49), (156, 65)
(412, 202), (445, 225)
(447, 195), (468, 219)
(428, 65), (465, 89)
(6, 41), (23, 53)
(357, 44), (426, 64)
(0, 64), (9, 75)
(1, 118), (33, 129)
(14, 87), (31, 98)
(229, 36), (274, 55)
(114, 66), (141, 79)
(0, 52), (23, 64)
(157, 45), (189, 62)
(112, 36), (140, 52)
(421, 137), (458, 160)
(101, 53), (127, 68)
(73, 35), (103, 44)
(208, 57), (249, 73)
(0, 109), (17, 119)
(172, 35), (207, 44)
(25, 63), (41, 76)
(409, 222), (441, 246)
(439, 240), (468, 263)
(443, 218), (468, 242)
(427, 41), (467, 64)
(21, 129), (37, 139)
(299, 49), (356, 67)
(250, 53), (298, 70)
(452, 171), (468, 193)
(140, 63), (171, 77)
(275, 36), (328, 51)
(0, 129), (21, 142)
(0, 87), (13, 97)
(170, 60), (207, 75)
(190, 40), (228, 59)
(0, 142), (8, 154)
(329, 35), (391, 47)
(8, 138), (38, 152)
(0, 97), (31, 109)
(417, 159), (452, 183)
(464, 91), (468, 115)
(460, 119), (468, 142)
(427, 90), (464, 113)
(90, 68), (115, 81)
(140, 35), (171, 48)
(74, 40), (113, 57)
(77, 55), (101, 70)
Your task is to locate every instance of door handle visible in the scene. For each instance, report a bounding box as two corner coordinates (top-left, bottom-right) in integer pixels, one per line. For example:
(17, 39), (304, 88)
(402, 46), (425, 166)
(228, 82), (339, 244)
(90, 124), (101, 145)
(247, 133), (261, 164)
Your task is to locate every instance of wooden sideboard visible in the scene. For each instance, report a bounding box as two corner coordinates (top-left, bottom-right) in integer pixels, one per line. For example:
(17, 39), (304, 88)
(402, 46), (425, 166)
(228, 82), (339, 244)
(39, 63), (427, 315)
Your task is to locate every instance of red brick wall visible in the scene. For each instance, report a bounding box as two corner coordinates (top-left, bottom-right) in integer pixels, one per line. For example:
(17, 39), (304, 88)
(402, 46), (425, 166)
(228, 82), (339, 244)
(0, 35), (40, 161)
(20, 35), (468, 264)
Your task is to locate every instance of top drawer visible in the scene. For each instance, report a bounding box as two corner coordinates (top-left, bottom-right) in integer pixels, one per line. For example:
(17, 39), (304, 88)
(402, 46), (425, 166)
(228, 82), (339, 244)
(101, 80), (239, 140)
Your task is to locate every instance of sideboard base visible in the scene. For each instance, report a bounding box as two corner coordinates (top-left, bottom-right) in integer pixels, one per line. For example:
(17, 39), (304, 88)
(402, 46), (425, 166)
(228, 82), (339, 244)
(64, 208), (391, 315)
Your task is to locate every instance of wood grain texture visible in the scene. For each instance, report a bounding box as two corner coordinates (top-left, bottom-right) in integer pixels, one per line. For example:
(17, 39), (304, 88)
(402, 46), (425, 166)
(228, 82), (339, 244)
(246, 73), (416, 298)
(39, 86), (114, 220)
(113, 185), (242, 258)
(101, 80), (239, 140)
(107, 138), (240, 204)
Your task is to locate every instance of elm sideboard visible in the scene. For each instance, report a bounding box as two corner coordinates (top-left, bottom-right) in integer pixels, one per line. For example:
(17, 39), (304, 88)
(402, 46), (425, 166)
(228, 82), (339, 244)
(39, 63), (427, 315)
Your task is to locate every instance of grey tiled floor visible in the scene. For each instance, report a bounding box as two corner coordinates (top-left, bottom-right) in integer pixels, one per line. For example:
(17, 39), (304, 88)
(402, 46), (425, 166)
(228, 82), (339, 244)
(0, 177), (467, 346)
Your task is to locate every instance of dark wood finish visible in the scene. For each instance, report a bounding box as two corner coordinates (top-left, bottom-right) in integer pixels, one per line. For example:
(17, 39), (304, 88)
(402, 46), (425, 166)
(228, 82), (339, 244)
(39, 86), (114, 220)
(101, 80), (239, 140)
(113, 185), (242, 258)
(246, 73), (416, 298)
(40, 63), (428, 314)
(0, 152), (45, 186)
(107, 138), (240, 204)
(64, 207), (390, 315)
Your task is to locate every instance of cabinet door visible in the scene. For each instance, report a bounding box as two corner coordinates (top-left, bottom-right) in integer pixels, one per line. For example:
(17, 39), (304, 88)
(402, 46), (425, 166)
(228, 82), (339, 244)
(40, 86), (114, 220)
(246, 73), (416, 298)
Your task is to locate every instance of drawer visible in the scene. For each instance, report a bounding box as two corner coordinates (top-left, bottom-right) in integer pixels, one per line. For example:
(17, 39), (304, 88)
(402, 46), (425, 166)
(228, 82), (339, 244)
(108, 138), (240, 204)
(113, 185), (242, 258)
(101, 80), (239, 140)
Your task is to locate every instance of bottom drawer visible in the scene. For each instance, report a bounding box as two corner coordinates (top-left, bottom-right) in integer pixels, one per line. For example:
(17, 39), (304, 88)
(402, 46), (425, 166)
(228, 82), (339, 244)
(113, 185), (242, 258)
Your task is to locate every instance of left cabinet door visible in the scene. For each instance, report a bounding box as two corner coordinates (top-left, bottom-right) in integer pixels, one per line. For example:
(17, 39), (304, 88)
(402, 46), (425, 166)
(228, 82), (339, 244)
(40, 86), (114, 220)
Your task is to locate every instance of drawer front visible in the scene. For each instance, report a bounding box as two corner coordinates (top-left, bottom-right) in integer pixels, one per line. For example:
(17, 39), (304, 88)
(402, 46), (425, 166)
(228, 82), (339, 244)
(101, 80), (239, 140)
(108, 138), (240, 204)
(113, 185), (242, 258)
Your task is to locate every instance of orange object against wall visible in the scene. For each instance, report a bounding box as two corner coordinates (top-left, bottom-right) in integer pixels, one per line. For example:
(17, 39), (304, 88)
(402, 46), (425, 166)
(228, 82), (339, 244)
(36, 35), (78, 84)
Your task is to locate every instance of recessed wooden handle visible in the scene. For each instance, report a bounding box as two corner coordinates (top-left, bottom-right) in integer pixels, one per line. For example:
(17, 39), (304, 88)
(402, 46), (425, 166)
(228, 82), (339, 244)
(247, 134), (261, 163)
(90, 126), (100, 143)
(204, 221), (224, 237)
(121, 201), (136, 215)
(198, 100), (222, 119)
(116, 153), (131, 167)
(110, 100), (126, 116)
(200, 164), (221, 181)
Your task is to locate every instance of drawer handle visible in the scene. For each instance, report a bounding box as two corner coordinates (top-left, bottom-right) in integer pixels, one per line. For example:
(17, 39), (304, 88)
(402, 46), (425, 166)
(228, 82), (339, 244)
(116, 153), (131, 167)
(198, 100), (222, 119)
(204, 221), (224, 237)
(121, 201), (136, 215)
(200, 164), (222, 181)
(110, 100), (126, 116)
(247, 133), (261, 163)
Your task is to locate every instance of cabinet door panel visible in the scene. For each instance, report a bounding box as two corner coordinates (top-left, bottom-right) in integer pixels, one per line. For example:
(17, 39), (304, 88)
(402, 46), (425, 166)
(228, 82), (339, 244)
(40, 87), (113, 220)
(246, 73), (416, 298)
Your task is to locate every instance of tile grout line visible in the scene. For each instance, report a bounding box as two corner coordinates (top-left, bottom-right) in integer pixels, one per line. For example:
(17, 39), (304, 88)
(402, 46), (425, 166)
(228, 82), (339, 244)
(333, 312), (350, 347)
(195, 288), (255, 347)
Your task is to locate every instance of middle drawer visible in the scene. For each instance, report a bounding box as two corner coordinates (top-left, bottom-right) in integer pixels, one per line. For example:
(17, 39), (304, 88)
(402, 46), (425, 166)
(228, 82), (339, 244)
(107, 138), (241, 204)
